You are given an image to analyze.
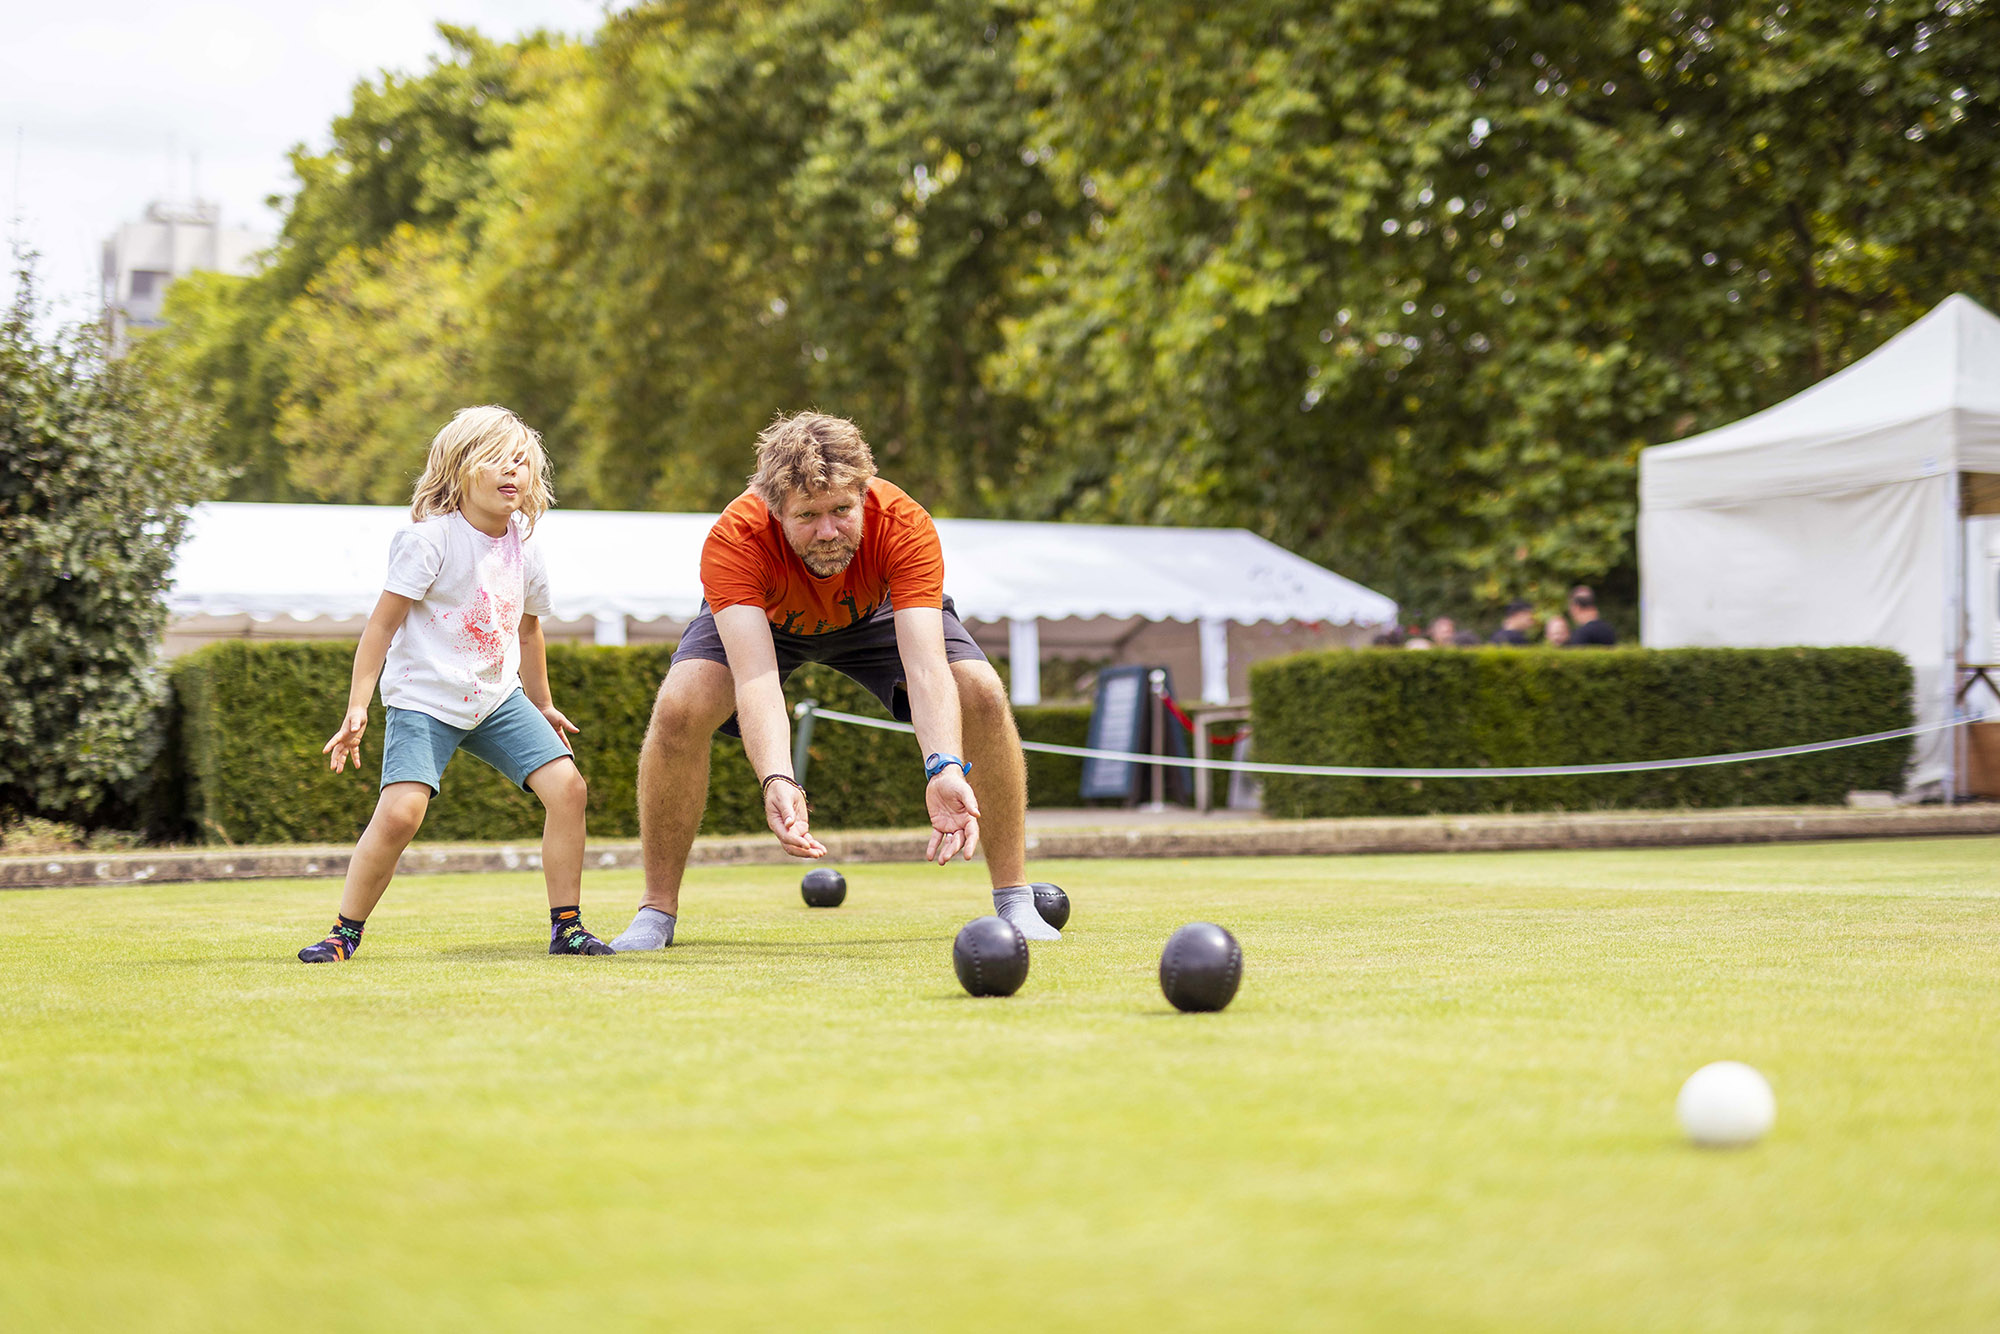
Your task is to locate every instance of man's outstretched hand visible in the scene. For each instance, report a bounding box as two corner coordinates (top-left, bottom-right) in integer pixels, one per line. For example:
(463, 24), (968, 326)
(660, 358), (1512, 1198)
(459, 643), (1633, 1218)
(924, 770), (981, 866)
(764, 779), (827, 859)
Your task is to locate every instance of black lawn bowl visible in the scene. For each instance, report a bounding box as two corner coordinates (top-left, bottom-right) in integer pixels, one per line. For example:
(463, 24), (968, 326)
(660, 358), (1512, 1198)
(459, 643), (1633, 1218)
(1031, 882), (1071, 930)
(1159, 923), (1243, 1013)
(801, 867), (847, 908)
(952, 915), (1030, 997)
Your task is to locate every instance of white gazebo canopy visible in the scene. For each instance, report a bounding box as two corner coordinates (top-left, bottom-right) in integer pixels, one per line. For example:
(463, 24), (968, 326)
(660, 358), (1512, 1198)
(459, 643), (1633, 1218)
(1640, 293), (2000, 792)
(167, 503), (1397, 705)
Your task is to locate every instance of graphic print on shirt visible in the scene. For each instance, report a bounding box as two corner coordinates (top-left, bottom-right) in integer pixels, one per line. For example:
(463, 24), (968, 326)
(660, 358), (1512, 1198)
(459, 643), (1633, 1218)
(836, 591), (874, 628)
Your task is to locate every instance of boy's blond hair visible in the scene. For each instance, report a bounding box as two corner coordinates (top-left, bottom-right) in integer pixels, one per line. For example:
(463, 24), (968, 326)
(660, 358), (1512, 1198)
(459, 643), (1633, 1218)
(749, 411), (876, 511)
(410, 405), (553, 536)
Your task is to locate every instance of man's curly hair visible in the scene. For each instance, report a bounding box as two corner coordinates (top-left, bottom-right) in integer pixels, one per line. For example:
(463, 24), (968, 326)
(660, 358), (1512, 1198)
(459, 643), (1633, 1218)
(750, 411), (877, 511)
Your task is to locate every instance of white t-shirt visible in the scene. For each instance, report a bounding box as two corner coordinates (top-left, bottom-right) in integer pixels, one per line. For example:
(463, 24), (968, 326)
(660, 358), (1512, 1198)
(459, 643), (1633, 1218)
(380, 512), (553, 728)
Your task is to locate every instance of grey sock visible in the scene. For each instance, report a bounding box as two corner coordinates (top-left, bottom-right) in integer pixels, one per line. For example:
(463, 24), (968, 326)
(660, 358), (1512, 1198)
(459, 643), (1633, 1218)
(992, 885), (1060, 941)
(609, 905), (676, 952)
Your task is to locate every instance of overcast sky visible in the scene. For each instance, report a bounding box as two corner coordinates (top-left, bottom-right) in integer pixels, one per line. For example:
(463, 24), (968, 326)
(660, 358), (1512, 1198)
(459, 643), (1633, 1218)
(1, 0), (608, 325)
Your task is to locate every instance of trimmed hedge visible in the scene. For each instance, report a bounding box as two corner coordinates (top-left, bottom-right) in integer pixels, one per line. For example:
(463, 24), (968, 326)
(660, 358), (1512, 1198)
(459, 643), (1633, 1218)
(170, 642), (1090, 845)
(1017, 705), (1091, 808)
(1250, 647), (1913, 818)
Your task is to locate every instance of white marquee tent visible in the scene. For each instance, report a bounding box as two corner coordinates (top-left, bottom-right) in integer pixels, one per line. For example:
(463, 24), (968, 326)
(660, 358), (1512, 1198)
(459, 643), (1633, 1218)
(167, 503), (1399, 705)
(1639, 293), (2000, 793)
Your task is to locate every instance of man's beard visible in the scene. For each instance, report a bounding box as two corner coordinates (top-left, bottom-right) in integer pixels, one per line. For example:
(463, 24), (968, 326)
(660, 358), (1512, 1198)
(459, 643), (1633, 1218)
(796, 535), (859, 577)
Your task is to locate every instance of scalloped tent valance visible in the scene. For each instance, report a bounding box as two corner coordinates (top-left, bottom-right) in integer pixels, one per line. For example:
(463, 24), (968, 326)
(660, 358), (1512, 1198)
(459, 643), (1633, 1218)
(168, 504), (1397, 628)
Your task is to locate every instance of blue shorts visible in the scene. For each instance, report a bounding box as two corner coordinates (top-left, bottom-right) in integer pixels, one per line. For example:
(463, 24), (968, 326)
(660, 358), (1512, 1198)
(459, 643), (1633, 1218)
(380, 689), (573, 795)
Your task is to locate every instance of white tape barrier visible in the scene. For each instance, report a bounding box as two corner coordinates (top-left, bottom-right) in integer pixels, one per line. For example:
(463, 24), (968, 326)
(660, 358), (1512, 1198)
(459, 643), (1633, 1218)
(794, 704), (1960, 780)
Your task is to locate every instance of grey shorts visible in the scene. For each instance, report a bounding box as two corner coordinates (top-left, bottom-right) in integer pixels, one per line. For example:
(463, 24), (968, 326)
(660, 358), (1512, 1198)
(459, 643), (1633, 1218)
(380, 689), (574, 795)
(671, 594), (987, 737)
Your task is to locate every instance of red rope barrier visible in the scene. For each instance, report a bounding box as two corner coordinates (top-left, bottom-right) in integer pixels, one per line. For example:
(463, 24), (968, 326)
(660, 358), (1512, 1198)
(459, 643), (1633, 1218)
(1158, 689), (1247, 748)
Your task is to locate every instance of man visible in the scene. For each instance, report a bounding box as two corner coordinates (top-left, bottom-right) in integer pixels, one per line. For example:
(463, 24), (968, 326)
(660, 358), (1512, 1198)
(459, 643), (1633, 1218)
(609, 411), (1058, 950)
(1566, 586), (1618, 646)
(1489, 599), (1535, 646)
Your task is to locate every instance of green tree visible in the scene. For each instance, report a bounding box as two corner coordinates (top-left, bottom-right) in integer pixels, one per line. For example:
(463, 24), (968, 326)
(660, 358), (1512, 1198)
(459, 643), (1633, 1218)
(474, 1), (821, 509)
(779, 2), (1073, 509)
(1000, 0), (2000, 619)
(132, 0), (2000, 631)
(142, 269), (293, 500)
(271, 225), (483, 502)
(477, 0), (1066, 511)
(141, 26), (575, 501)
(0, 257), (220, 822)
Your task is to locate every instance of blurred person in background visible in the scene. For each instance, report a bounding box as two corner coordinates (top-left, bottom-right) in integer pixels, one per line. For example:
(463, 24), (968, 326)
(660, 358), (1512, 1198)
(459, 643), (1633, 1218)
(1490, 599), (1535, 645)
(1544, 615), (1572, 647)
(1567, 586), (1617, 646)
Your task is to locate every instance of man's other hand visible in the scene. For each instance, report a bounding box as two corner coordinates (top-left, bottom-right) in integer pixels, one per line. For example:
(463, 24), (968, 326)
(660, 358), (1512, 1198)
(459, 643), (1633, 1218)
(924, 770), (981, 865)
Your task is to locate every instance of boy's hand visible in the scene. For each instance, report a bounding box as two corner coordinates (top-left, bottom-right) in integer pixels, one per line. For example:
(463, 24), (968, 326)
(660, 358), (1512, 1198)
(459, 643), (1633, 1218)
(924, 770), (981, 865)
(323, 707), (370, 773)
(540, 703), (580, 752)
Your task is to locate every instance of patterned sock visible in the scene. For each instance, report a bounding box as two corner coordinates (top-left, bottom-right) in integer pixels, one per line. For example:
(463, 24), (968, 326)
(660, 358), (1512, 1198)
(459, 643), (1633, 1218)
(550, 906), (614, 956)
(298, 914), (366, 963)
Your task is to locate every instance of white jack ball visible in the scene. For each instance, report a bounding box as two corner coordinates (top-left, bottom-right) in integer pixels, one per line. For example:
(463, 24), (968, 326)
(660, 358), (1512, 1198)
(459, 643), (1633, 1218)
(1676, 1061), (1776, 1148)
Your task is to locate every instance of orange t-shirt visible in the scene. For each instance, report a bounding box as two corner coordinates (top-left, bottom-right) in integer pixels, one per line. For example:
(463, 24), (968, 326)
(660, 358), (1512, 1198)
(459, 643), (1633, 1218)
(700, 477), (946, 635)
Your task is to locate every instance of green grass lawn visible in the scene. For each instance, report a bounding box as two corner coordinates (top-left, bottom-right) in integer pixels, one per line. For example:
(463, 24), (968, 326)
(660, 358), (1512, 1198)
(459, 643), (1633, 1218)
(2, 838), (1997, 1332)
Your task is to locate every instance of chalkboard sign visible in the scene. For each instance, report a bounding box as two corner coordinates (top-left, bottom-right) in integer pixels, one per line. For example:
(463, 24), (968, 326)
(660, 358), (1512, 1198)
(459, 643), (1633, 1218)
(1080, 665), (1189, 802)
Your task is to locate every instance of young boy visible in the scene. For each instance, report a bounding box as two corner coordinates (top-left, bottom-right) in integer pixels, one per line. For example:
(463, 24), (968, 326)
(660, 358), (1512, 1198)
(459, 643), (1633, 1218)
(299, 405), (612, 962)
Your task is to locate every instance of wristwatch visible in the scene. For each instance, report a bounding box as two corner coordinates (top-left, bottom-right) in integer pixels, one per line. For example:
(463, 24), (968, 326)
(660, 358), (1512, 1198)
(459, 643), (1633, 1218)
(925, 752), (972, 781)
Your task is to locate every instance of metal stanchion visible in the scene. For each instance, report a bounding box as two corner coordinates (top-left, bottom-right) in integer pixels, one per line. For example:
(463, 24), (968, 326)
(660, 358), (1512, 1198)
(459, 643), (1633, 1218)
(1142, 668), (1168, 812)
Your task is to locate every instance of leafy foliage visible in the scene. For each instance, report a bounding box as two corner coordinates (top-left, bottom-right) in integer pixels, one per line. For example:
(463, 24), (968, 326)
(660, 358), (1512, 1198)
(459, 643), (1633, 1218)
(474, 0), (1067, 510)
(0, 258), (220, 822)
(139, 26), (578, 503)
(270, 225), (483, 502)
(1000, 0), (2000, 616)
(1251, 646), (1912, 817)
(139, 2), (2000, 619)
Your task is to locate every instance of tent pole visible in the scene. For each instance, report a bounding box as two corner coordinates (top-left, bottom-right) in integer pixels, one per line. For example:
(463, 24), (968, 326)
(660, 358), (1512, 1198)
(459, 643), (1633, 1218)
(1198, 616), (1231, 704)
(1008, 618), (1041, 706)
(1948, 471), (1965, 804)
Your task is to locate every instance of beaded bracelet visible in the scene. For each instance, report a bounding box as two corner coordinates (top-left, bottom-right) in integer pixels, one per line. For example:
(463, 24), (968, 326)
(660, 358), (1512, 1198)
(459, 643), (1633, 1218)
(761, 773), (809, 803)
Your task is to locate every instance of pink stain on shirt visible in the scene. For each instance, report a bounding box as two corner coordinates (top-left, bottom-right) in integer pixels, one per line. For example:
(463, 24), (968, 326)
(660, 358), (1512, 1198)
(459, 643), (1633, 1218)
(454, 548), (521, 677)
(461, 597), (517, 669)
